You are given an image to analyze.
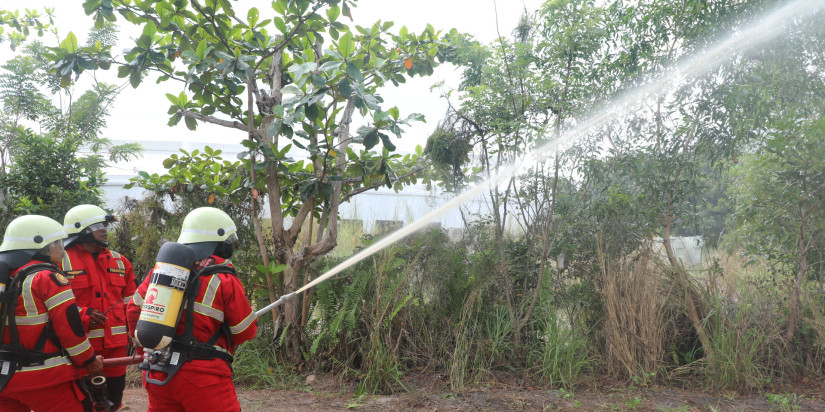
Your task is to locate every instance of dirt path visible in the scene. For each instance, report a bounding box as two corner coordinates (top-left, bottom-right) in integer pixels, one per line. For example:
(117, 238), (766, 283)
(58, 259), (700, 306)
(119, 376), (825, 411)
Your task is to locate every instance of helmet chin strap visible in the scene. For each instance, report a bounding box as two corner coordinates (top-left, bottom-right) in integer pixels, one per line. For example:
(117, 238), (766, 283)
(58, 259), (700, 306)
(76, 230), (107, 248)
(214, 241), (233, 259)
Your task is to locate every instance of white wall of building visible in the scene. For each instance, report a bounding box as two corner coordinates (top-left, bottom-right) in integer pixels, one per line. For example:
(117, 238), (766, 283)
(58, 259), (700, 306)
(95, 140), (489, 232)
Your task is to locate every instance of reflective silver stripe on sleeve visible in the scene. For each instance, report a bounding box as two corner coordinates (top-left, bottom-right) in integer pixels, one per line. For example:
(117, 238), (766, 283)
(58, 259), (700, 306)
(194, 302), (225, 322)
(87, 328), (105, 339)
(44, 290), (74, 310)
(132, 291), (144, 307)
(111, 326), (127, 335)
(15, 313), (49, 325)
(229, 312), (256, 335)
(202, 275), (221, 307)
(62, 253), (73, 271)
(22, 275), (37, 315)
(65, 339), (92, 357)
(19, 356), (72, 372)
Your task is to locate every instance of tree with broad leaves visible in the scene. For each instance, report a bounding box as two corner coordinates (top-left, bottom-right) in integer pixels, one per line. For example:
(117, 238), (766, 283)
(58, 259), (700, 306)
(54, 0), (451, 361)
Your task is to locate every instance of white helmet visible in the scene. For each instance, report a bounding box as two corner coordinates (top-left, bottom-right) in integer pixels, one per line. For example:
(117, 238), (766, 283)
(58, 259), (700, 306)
(63, 204), (116, 247)
(0, 215), (68, 268)
(177, 207), (237, 260)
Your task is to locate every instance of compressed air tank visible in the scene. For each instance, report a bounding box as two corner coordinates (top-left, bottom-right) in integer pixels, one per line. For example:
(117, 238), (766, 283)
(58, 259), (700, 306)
(134, 242), (195, 350)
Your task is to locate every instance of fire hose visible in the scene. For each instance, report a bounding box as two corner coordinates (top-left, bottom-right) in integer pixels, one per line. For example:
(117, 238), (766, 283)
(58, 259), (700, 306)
(100, 294), (296, 368)
(100, 275), (319, 368)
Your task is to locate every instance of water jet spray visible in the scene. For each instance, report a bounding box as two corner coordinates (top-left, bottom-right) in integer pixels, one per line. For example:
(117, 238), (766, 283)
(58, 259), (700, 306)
(255, 0), (825, 319)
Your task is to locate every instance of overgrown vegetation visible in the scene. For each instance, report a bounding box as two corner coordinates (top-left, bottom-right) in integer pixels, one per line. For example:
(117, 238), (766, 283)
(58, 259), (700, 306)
(4, 0), (825, 399)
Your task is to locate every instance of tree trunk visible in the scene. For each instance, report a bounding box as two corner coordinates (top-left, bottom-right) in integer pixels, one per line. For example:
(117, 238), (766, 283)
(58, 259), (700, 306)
(662, 195), (713, 357)
(282, 256), (303, 362)
(786, 207), (808, 343)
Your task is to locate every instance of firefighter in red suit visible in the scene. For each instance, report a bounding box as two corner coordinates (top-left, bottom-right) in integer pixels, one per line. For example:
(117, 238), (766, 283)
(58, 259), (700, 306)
(127, 207), (257, 412)
(61, 204), (136, 409)
(0, 215), (104, 412)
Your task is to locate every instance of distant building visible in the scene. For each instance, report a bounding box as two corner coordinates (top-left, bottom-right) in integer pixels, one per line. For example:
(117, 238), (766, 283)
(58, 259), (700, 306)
(93, 140), (488, 233)
(651, 236), (706, 269)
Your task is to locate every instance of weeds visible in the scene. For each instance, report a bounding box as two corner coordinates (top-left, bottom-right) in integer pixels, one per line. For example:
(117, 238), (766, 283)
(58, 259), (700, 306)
(765, 393), (801, 412)
(532, 310), (593, 388)
(234, 337), (306, 390)
(701, 271), (788, 391)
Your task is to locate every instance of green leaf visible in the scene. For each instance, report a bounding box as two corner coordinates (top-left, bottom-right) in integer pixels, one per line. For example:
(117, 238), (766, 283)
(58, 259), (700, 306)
(338, 31), (354, 58)
(338, 78), (352, 97)
(346, 62), (363, 83)
(273, 16), (287, 34)
(389, 107), (400, 120)
(136, 34), (153, 50)
(247, 7), (259, 26)
(129, 70), (141, 88)
(327, 5), (341, 21)
(269, 263), (286, 274)
(311, 73), (325, 88)
(165, 93), (179, 106)
(273, 0), (287, 15)
(196, 39), (208, 60)
(60, 32), (78, 53)
(306, 103), (319, 121)
(185, 116), (197, 131)
(143, 21), (157, 38)
(318, 60), (342, 72)
(364, 130), (379, 150)
(378, 132), (396, 151)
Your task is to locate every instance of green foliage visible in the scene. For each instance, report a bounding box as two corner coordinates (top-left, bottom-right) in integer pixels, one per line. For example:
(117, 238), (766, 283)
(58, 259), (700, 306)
(697, 272), (789, 391)
(726, 116), (825, 266)
(234, 335), (307, 390)
(310, 240), (419, 394)
(0, 130), (104, 220)
(107, 196), (172, 281)
(765, 393), (801, 412)
(0, 8), (53, 51)
(531, 310), (593, 389)
(126, 146), (256, 206)
(1, 26), (141, 226)
(56, 0), (453, 362)
(424, 128), (472, 192)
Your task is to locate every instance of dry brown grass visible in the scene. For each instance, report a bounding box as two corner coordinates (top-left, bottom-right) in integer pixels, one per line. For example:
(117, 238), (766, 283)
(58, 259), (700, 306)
(600, 247), (671, 381)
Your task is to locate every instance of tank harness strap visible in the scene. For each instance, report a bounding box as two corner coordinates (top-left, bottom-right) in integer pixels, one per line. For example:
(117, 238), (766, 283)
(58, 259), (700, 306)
(175, 265), (236, 364)
(159, 264), (238, 369)
(0, 264), (69, 391)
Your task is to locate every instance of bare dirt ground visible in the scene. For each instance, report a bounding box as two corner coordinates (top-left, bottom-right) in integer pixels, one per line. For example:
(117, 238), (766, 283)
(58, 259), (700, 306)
(120, 373), (825, 411)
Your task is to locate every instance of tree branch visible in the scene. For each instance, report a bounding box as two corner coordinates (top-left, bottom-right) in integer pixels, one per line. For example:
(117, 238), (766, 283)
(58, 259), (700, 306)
(340, 165), (428, 203)
(177, 109), (257, 135)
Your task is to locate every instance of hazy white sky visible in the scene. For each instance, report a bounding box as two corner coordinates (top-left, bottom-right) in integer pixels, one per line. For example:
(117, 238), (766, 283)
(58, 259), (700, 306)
(7, 0), (542, 166)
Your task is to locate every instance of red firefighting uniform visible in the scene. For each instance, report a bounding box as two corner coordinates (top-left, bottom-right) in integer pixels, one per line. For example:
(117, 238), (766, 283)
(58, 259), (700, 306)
(61, 245), (136, 377)
(0, 261), (98, 412)
(126, 255), (257, 412)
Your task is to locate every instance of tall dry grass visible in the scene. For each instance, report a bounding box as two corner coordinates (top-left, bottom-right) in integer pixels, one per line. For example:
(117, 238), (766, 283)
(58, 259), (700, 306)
(600, 246), (671, 382)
